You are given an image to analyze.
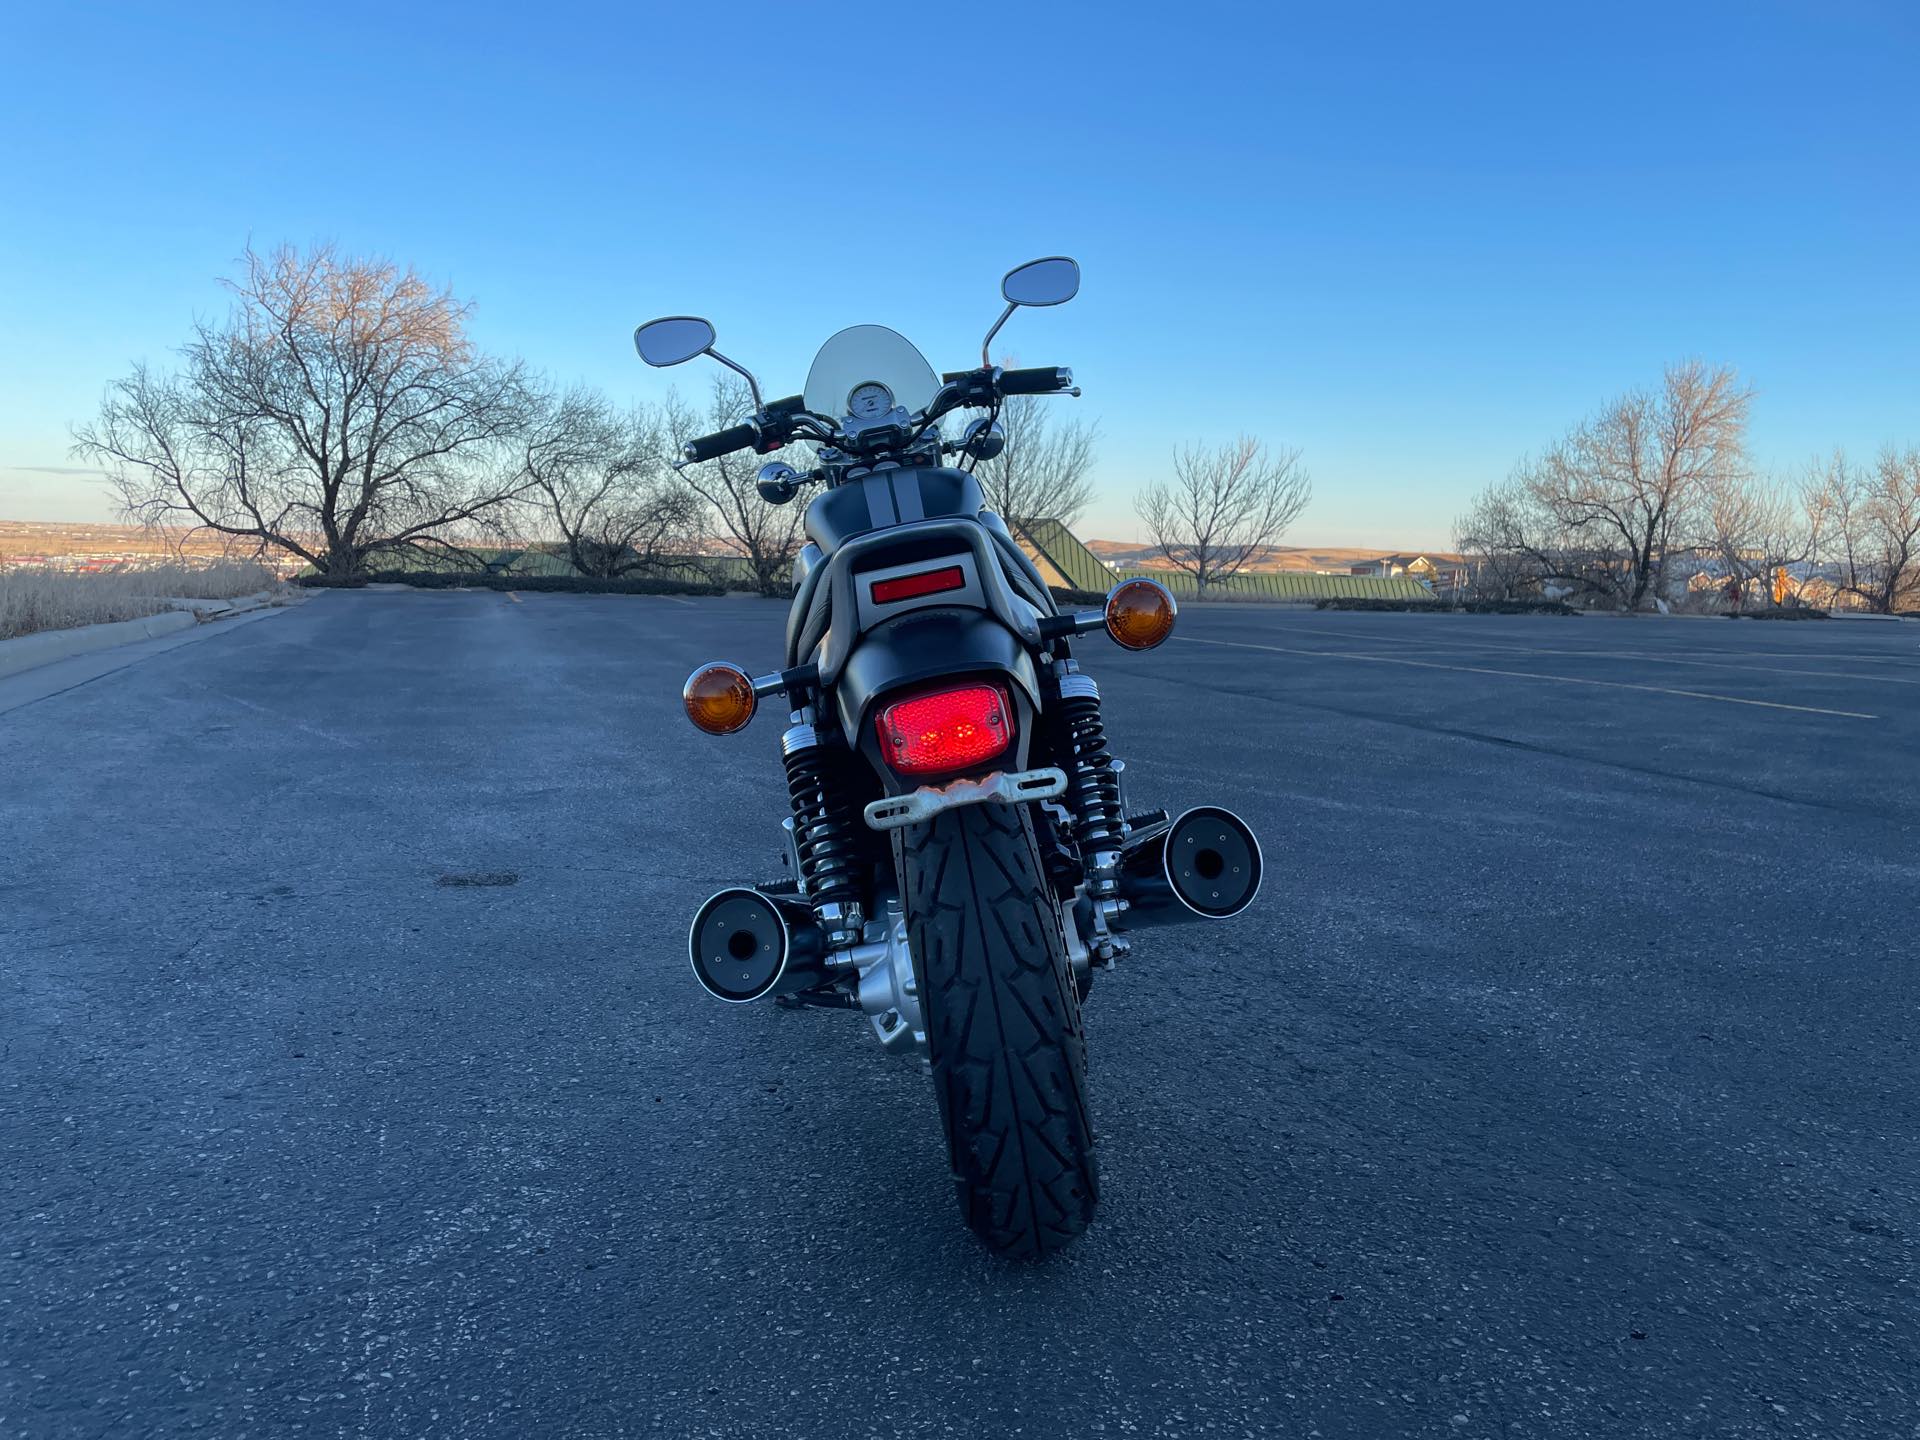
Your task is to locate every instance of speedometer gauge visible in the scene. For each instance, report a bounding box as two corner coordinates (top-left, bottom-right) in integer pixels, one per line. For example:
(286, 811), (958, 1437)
(847, 382), (894, 419)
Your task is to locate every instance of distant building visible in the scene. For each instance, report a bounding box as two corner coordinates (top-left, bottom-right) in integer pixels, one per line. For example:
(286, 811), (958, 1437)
(1349, 553), (1434, 579)
(1348, 553), (1474, 591)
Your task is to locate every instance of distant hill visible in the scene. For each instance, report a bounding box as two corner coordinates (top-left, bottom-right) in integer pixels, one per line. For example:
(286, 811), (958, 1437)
(2, 518), (1462, 578)
(0, 519), (269, 564)
(1083, 539), (1465, 573)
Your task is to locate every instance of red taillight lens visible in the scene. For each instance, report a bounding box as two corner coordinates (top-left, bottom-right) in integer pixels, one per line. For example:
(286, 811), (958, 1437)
(875, 683), (1013, 776)
(870, 565), (965, 605)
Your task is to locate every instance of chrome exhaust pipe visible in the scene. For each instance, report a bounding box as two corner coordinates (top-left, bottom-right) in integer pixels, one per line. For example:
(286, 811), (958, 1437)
(687, 887), (829, 1003)
(1114, 806), (1263, 928)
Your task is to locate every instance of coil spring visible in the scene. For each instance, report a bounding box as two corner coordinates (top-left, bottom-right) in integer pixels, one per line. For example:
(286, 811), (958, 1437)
(782, 727), (862, 908)
(1055, 676), (1123, 855)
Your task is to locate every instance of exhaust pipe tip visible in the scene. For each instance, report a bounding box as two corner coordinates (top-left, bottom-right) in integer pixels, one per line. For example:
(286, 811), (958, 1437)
(1161, 806), (1262, 918)
(1115, 804), (1263, 924)
(688, 887), (821, 1003)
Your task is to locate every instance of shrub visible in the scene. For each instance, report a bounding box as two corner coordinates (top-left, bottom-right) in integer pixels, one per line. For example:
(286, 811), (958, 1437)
(1317, 596), (1579, 615)
(294, 570), (725, 596)
(1459, 599), (1581, 616)
(1048, 586), (1108, 608)
(0, 561), (279, 641)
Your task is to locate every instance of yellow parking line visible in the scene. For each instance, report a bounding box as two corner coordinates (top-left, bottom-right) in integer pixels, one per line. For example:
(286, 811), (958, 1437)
(1176, 636), (1880, 720)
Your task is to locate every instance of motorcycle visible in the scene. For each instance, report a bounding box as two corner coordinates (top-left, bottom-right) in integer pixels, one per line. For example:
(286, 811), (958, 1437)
(635, 258), (1262, 1257)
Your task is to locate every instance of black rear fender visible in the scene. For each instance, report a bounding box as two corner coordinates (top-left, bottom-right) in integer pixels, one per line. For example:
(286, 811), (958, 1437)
(835, 610), (1040, 794)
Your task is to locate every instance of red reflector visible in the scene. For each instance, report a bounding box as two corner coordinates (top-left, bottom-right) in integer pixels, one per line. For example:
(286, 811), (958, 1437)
(870, 565), (965, 605)
(875, 683), (1013, 776)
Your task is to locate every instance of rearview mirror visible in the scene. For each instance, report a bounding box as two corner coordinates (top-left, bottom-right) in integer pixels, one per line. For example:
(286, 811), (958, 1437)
(634, 316), (716, 367)
(756, 462), (801, 505)
(1001, 257), (1080, 308)
(958, 417), (1005, 462)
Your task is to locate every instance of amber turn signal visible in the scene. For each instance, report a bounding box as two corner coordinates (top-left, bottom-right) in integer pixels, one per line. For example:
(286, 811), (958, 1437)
(1104, 578), (1177, 650)
(683, 662), (756, 735)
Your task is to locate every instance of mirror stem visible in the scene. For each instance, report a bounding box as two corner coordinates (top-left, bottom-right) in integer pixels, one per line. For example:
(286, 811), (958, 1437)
(705, 348), (764, 413)
(979, 302), (1016, 369)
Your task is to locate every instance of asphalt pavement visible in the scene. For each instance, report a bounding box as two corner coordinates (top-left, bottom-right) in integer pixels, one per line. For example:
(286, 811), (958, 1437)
(3, 592), (1916, 1439)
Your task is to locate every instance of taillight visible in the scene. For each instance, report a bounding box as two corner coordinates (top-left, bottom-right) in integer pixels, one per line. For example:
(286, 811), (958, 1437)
(870, 565), (965, 605)
(875, 683), (1013, 776)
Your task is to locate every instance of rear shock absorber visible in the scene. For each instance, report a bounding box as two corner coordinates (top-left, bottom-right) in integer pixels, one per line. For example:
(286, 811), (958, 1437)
(1054, 668), (1125, 894)
(782, 723), (865, 947)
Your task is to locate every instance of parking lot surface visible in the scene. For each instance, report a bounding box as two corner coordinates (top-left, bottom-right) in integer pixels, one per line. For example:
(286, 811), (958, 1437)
(3, 593), (1916, 1438)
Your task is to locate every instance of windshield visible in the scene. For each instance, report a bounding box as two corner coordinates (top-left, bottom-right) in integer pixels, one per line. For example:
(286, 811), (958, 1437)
(803, 325), (940, 420)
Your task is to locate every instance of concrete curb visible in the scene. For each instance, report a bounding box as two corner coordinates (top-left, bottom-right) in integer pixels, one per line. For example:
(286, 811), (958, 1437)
(0, 589), (304, 683)
(0, 603), (297, 717)
(0, 609), (199, 680)
(174, 590), (286, 621)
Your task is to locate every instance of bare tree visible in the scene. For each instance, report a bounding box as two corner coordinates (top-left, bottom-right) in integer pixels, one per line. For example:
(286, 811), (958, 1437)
(519, 386), (702, 578)
(1135, 438), (1312, 595)
(1701, 468), (1824, 610)
(669, 376), (808, 596)
(1453, 361), (1751, 610)
(1530, 360), (1750, 609)
(73, 243), (536, 579)
(971, 384), (1099, 533)
(1452, 477), (1539, 600)
(1818, 447), (1920, 613)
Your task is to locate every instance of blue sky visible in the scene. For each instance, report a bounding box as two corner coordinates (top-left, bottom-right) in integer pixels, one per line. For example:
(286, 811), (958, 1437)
(2, 1), (1914, 548)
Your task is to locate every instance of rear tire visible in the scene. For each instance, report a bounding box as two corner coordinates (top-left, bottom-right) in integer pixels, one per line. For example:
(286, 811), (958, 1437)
(899, 802), (1099, 1257)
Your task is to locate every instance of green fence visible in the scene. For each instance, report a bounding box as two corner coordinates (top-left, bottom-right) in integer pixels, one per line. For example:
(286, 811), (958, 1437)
(301, 522), (1438, 605)
(298, 546), (752, 582)
(1018, 518), (1436, 604)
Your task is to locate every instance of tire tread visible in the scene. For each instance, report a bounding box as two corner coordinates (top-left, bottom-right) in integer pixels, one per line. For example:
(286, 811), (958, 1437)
(901, 802), (1098, 1257)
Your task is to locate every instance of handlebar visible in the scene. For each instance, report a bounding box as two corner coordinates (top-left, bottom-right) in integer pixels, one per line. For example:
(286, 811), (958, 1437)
(998, 366), (1073, 395)
(678, 369), (1074, 465)
(682, 422), (759, 463)
(941, 365), (1073, 398)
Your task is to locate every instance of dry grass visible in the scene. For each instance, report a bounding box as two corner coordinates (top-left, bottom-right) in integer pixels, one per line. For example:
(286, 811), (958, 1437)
(0, 562), (280, 642)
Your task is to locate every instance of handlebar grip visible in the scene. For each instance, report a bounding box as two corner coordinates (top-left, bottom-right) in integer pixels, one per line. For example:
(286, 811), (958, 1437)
(999, 366), (1073, 395)
(682, 422), (759, 463)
